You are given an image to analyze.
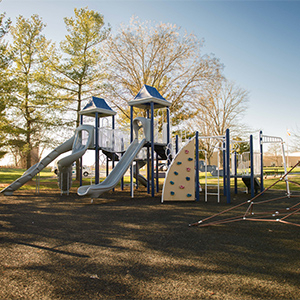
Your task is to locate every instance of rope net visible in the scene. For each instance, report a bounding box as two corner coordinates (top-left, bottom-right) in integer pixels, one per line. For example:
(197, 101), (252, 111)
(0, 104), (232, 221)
(189, 161), (300, 228)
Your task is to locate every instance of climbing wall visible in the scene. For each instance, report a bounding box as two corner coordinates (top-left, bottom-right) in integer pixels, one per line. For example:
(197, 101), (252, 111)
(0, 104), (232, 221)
(161, 138), (195, 202)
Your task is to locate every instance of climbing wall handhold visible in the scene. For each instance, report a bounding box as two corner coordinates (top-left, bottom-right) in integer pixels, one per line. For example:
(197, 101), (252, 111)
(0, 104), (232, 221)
(186, 177), (190, 181)
(186, 167), (191, 172)
(185, 150), (189, 154)
(170, 191), (175, 195)
(187, 194), (192, 197)
(179, 185), (185, 189)
(174, 171), (178, 175)
(177, 162), (182, 165)
(188, 158), (193, 161)
(170, 181), (174, 185)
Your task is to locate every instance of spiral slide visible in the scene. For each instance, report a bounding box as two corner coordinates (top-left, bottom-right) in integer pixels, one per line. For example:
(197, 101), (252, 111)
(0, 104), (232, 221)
(77, 138), (146, 198)
(1, 124), (94, 196)
(1, 137), (75, 196)
(57, 125), (94, 193)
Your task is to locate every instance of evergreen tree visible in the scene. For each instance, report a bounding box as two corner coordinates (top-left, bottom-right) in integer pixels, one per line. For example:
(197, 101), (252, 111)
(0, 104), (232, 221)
(0, 13), (12, 160)
(8, 14), (63, 168)
(50, 7), (111, 129)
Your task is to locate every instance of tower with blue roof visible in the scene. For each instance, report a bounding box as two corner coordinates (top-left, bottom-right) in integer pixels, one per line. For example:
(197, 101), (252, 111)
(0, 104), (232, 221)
(79, 96), (117, 185)
(129, 85), (171, 197)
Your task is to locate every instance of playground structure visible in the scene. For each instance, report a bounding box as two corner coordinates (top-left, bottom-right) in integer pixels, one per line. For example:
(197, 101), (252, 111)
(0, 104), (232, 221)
(0, 85), (292, 204)
(1, 85), (172, 198)
(162, 129), (291, 204)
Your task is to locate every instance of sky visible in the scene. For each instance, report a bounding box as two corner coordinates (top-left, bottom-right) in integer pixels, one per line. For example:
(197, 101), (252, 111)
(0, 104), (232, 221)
(1, 0), (300, 153)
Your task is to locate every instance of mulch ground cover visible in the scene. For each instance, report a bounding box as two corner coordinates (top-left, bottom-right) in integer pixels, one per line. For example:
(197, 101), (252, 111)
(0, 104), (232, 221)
(0, 186), (299, 299)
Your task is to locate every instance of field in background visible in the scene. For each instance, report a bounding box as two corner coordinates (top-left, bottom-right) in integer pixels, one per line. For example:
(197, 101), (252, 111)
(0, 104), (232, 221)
(1, 166), (300, 192)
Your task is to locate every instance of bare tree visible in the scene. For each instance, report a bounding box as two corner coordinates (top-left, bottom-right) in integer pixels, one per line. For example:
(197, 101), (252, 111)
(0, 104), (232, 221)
(106, 17), (222, 124)
(189, 79), (249, 162)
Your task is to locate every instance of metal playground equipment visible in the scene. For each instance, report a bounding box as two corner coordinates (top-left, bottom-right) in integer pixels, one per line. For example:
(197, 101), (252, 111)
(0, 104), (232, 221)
(162, 128), (292, 204)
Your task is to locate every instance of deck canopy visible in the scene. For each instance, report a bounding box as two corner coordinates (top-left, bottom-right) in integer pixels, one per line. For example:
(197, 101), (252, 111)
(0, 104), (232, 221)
(129, 85), (171, 109)
(79, 96), (116, 118)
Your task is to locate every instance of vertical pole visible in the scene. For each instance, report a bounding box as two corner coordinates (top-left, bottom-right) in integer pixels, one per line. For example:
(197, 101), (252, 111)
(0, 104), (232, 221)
(250, 134), (254, 198)
(176, 135), (179, 154)
(234, 151), (237, 194)
(166, 108), (170, 146)
(260, 131), (264, 192)
(130, 106), (133, 143)
(156, 153), (159, 193)
(130, 106), (133, 196)
(223, 139), (226, 196)
(146, 109), (150, 194)
(95, 112), (99, 185)
(195, 131), (200, 202)
(80, 114), (83, 186)
(166, 107), (171, 166)
(112, 115), (115, 192)
(151, 102), (155, 197)
(106, 157), (109, 177)
(135, 162), (139, 189)
(226, 129), (231, 204)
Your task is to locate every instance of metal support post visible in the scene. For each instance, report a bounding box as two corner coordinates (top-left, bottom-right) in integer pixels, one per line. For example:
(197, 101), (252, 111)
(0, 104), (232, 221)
(259, 130), (264, 192)
(95, 112), (99, 184)
(226, 129), (231, 203)
(250, 135), (254, 198)
(151, 102), (155, 197)
(195, 131), (200, 202)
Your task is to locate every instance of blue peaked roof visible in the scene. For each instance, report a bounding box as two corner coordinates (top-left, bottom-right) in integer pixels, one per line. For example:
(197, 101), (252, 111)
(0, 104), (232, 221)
(80, 96), (116, 117)
(129, 85), (171, 109)
(134, 85), (166, 101)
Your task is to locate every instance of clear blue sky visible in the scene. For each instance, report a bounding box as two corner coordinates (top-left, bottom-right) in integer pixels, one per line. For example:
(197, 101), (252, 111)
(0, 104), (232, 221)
(1, 0), (300, 148)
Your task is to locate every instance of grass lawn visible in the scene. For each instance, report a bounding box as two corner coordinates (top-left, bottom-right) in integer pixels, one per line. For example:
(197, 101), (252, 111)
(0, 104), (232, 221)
(1, 166), (300, 193)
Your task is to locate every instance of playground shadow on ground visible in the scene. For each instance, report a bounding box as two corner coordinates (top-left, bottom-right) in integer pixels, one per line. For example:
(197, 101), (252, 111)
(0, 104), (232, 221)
(0, 188), (299, 299)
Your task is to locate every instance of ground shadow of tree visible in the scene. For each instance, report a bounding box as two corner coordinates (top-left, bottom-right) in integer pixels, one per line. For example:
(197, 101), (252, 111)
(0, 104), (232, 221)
(0, 189), (299, 299)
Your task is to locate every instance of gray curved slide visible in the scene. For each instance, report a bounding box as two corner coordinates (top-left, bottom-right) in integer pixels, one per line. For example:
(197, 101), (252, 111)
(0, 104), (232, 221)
(1, 137), (75, 196)
(57, 125), (94, 193)
(77, 138), (146, 198)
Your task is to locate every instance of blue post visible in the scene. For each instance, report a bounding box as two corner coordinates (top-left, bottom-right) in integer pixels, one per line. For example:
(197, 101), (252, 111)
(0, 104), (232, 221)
(223, 140), (226, 196)
(146, 109), (150, 194)
(95, 112), (99, 184)
(166, 108), (170, 146)
(250, 134), (254, 198)
(259, 130), (264, 192)
(130, 106), (133, 196)
(147, 146), (150, 194)
(234, 151), (237, 194)
(195, 131), (200, 202)
(112, 115), (115, 192)
(151, 102), (155, 197)
(226, 129), (231, 204)
(166, 108), (171, 166)
(156, 154), (159, 193)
